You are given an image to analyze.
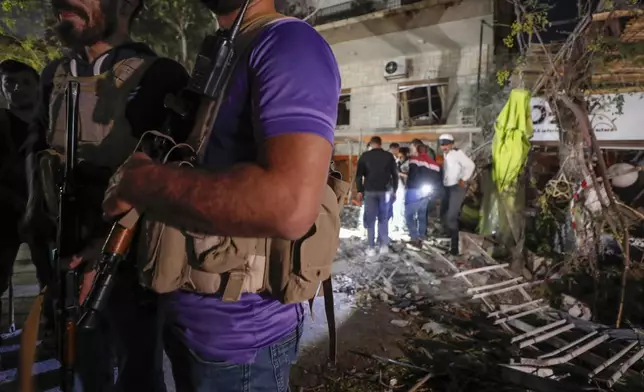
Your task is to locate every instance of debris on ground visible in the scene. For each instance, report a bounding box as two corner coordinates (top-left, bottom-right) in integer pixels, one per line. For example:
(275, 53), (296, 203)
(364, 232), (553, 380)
(294, 211), (644, 391)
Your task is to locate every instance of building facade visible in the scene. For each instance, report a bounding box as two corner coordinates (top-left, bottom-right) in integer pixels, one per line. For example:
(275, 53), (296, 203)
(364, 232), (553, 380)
(308, 0), (496, 160)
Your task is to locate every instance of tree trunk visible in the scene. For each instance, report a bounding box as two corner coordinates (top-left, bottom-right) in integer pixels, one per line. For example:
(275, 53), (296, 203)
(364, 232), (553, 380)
(555, 33), (592, 258)
(179, 29), (188, 67)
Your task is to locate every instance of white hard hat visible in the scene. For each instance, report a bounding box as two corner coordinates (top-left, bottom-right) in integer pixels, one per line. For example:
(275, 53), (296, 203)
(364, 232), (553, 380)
(439, 134), (455, 142)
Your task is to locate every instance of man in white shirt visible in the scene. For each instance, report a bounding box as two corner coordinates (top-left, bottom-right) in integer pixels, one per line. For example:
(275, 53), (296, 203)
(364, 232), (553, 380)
(438, 134), (476, 255)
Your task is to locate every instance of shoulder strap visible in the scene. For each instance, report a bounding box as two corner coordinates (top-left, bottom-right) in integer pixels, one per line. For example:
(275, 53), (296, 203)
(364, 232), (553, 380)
(112, 56), (159, 89)
(190, 14), (292, 157)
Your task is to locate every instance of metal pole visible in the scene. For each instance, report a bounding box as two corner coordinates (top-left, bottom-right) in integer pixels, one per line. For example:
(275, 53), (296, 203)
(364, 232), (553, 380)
(348, 140), (353, 179)
(476, 19), (484, 99)
(347, 140), (354, 203)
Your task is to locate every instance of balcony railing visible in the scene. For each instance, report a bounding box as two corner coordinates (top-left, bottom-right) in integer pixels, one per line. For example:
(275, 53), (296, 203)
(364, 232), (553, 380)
(287, 0), (426, 26)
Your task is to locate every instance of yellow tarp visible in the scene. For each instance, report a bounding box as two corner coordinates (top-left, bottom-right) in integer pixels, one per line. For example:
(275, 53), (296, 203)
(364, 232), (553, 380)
(492, 88), (533, 192)
(480, 89), (533, 239)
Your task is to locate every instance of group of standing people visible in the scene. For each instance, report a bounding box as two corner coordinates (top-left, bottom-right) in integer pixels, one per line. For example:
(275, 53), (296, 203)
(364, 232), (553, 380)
(1, 0), (346, 390)
(355, 134), (476, 257)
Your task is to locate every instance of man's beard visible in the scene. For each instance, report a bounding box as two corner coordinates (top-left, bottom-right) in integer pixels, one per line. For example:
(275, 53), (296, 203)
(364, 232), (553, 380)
(53, 0), (118, 47)
(201, 0), (247, 16)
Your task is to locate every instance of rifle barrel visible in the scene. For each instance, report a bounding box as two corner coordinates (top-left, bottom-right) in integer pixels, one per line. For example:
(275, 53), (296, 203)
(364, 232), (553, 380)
(65, 82), (79, 176)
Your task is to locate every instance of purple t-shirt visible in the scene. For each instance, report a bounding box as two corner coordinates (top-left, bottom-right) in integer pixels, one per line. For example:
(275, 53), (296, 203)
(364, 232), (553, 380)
(163, 19), (341, 363)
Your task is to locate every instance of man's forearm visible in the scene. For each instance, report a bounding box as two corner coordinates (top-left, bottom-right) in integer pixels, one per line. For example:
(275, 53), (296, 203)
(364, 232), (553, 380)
(121, 162), (308, 239)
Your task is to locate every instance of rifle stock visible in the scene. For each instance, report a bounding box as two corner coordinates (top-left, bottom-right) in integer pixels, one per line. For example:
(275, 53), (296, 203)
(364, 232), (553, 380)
(77, 0), (253, 330)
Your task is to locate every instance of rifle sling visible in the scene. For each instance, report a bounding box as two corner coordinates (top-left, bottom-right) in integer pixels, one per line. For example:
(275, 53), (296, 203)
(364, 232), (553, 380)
(323, 279), (337, 363)
(190, 13), (288, 156)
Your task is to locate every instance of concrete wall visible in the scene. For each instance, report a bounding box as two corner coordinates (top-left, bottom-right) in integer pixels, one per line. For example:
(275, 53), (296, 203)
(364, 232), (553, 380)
(315, 0), (494, 157)
(338, 42), (490, 131)
(318, 0), (495, 45)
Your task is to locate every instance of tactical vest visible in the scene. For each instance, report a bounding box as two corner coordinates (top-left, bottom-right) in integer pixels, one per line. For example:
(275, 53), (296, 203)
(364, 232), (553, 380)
(39, 56), (158, 220)
(48, 56), (157, 169)
(128, 15), (350, 303)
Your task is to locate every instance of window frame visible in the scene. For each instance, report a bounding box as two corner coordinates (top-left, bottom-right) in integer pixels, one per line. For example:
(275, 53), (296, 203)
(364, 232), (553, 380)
(397, 78), (449, 127)
(336, 88), (351, 128)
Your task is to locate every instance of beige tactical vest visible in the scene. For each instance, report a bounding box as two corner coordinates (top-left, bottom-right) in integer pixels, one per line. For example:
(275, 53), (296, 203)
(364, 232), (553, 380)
(38, 56), (157, 218)
(135, 176), (349, 301)
(129, 15), (351, 305)
(48, 56), (157, 169)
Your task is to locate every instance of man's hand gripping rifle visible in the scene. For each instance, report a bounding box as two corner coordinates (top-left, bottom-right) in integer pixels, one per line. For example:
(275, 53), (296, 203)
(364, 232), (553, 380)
(77, 0), (254, 330)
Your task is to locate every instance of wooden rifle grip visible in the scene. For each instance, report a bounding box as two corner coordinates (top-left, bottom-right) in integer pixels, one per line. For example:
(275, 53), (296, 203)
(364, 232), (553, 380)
(104, 223), (136, 256)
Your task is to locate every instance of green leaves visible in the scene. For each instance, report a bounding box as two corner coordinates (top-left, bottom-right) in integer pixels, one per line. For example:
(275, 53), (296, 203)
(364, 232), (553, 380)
(0, 0), (61, 71)
(132, 0), (218, 70)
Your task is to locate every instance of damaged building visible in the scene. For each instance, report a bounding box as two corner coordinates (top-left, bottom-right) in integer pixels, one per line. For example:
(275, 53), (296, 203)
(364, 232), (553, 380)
(307, 0), (510, 186)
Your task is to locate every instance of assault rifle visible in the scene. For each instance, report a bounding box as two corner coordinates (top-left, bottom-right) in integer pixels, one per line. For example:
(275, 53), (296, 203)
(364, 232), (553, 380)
(53, 81), (82, 392)
(77, 0), (254, 330)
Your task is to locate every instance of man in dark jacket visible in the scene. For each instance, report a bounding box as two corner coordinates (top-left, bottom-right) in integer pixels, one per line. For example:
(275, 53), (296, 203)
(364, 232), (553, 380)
(405, 144), (442, 248)
(356, 136), (398, 256)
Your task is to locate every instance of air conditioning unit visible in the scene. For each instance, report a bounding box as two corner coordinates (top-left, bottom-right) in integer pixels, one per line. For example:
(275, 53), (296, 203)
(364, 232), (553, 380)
(384, 57), (408, 80)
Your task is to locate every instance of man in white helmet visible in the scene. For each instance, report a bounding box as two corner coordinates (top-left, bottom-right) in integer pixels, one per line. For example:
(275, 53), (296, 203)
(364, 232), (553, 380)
(438, 133), (475, 256)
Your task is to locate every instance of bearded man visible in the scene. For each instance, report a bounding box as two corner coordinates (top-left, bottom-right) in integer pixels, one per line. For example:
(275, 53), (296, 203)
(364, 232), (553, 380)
(25, 0), (189, 389)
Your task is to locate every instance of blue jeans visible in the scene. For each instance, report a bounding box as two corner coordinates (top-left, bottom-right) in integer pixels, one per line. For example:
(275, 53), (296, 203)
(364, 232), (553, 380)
(164, 326), (301, 392)
(405, 196), (430, 241)
(363, 191), (392, 247)
(391, 186), (406, 230)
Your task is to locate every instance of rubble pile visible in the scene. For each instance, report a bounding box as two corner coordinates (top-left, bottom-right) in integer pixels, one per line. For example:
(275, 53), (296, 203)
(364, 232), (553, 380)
(332, 225), (467, 320)
(340, 205), (362, 230)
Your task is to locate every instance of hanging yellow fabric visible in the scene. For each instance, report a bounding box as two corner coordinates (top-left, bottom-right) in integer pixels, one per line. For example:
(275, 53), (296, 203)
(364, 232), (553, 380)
(479, 89), (533, 239)
(492, 88), (533, 192)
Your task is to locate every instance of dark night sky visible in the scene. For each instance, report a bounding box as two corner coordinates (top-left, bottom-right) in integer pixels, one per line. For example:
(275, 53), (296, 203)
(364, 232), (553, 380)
(538, 0), (596, 42)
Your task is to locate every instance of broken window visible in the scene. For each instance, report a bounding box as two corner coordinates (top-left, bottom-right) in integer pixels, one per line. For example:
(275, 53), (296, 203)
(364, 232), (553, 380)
(398, 83), (448, 127)
(337, 94), (351, 127)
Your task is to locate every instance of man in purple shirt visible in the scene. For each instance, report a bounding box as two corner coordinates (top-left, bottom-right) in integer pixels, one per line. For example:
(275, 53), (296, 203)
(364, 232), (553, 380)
(102, 0), (341, 390)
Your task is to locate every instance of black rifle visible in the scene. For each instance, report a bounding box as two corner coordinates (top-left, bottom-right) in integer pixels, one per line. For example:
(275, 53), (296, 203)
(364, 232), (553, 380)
(53, 80), (82, 392)
(77, 0), (253, 330)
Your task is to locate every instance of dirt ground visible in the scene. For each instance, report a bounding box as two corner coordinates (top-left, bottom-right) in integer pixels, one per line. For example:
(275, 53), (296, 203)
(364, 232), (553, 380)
(290, 298), (526, 392)
(293, 302), (410, 391)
